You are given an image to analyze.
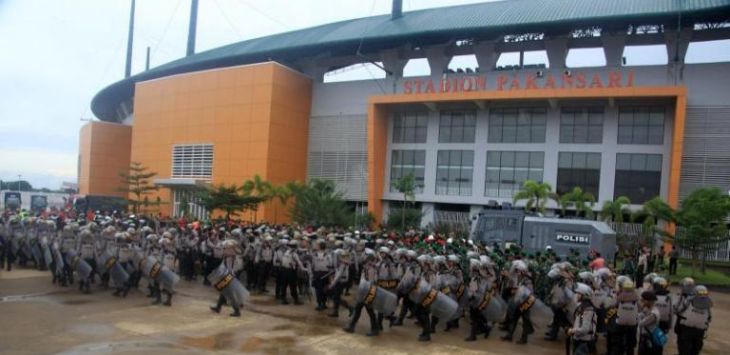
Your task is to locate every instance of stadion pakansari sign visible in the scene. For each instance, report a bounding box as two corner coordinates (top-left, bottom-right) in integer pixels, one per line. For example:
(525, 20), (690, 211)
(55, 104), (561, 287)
(401, 70), (635, 94)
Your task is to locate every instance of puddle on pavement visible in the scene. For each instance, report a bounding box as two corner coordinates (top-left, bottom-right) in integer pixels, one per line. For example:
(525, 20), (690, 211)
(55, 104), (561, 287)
(239, 336), (263, 352)
(71, 323), (115, 336)
(62, 299), (93, 305)
(180, 331), (235, 350)
(59, 341), (185, 354)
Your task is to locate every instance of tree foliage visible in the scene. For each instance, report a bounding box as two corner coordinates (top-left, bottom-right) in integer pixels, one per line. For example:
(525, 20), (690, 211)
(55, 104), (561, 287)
(0, 180), (33, 191)
(392, 173), (417, 231)
(289, 178), (351, 227)
(118, 162), (159, 214)
(513, 180), (558, 215)
(242, 174), (272, 221)
(675, 187), (730, 274)
(199, 183), (264, 220)
(559, 186), (595, 219)
(633, 196), (675, 248)
(600, 196), (634, 252)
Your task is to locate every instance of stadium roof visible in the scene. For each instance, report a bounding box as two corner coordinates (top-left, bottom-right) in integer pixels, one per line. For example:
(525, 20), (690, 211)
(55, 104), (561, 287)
(92, 0), (730, 121)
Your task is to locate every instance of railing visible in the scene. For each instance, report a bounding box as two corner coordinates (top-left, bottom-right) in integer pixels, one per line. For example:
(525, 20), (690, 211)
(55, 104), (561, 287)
(434, 211), (471, 228)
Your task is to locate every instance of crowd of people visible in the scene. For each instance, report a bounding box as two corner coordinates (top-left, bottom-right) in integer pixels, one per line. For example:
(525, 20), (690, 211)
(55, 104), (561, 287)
(0, 210), (714, 355)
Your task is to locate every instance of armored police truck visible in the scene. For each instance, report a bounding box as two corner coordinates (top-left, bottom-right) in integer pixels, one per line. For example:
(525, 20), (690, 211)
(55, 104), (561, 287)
(471, 209), (616, 260)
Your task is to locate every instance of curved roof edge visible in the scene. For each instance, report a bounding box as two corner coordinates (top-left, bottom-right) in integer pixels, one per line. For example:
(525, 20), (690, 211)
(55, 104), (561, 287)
(91, 0), (730, 121)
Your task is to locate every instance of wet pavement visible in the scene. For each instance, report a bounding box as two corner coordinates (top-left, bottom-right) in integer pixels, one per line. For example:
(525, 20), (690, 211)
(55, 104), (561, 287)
(1, 269), (729, 354)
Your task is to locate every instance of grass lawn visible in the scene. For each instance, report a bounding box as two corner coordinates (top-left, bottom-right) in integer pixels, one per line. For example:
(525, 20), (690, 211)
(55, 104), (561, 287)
(668, 262), (730, 286)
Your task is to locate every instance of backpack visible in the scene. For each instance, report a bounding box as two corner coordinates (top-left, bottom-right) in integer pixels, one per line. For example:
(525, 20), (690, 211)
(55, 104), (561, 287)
(649, 326), (668, 347)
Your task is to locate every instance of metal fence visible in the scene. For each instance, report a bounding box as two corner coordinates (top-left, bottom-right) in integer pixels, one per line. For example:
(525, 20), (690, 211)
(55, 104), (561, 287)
(433, 211), (471, 229)
(608, 222), (730, 262)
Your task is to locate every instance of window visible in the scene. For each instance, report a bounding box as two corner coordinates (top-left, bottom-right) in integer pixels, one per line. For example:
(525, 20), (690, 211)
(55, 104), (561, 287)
(557, 152), (601, 196)
(439, 110), (476, 143)
(392, 112), (428, 143)
(436, 150), (474, 196)
(560, 107), (604, 143)
(390, 150), (426, 193)
(485, 151), (544, 198)
(171, 144), (213, 179)
(488, 107), (546, 143)
(618, 107), (665, 145)
(614, 153), (662, 203)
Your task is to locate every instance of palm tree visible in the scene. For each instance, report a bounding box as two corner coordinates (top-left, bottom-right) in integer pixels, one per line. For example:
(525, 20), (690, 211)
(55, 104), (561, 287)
(633, 197), (675, 250)
(600, 196), (632, 253)
(392, 173), (417, 231)
(560, 187), (595, 219)
(270, 184), (293, 223)
(600, 196), (632, 223)
(241, 174), (272, 222)
(512, 180), (558, 215)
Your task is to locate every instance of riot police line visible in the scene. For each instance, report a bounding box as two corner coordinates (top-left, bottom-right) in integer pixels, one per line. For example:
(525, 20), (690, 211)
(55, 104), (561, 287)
(0, 213), (713, 355)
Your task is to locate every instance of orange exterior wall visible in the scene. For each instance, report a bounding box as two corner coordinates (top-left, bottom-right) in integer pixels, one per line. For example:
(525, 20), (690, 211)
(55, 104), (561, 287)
(131, 62), (312, 222)
(78, 121), (132, 198)
(367, 86), (688, 224)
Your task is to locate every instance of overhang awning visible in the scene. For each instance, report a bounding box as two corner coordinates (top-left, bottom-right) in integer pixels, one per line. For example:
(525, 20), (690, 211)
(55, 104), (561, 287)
(153, 178), (210, 189)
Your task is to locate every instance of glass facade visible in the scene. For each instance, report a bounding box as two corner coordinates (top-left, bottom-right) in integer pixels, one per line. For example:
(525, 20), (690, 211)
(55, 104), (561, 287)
(557, 152), (601, 196)
(389, 150), (426, 193)
(439, 110), (476, 143)
(614, 153), (662, 203)
(392, 111), (428, 143)
(436, 150), (474, 196)
(485, 151), (544, 198)
(618, 107), (665, 145)
(560, 107), (604, 144)
(488, 107), (546, 143)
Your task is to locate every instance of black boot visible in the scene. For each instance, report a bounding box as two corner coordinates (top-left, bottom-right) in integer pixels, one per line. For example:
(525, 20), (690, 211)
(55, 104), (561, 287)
(210, 295), (225, 313)
(230, 307), (241, 317)
(152, 288), (162, 305)
(162, 290), (172, 306)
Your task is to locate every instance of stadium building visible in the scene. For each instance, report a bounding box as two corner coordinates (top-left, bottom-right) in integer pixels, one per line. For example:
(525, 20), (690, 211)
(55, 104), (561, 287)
(79, 0), (730, 225)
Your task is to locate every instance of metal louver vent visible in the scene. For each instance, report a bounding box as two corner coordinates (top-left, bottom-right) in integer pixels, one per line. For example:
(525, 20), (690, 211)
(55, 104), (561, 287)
(171, 144), (213, 179)
(680, 106), (730, 200)
(307, 114), (367, 200)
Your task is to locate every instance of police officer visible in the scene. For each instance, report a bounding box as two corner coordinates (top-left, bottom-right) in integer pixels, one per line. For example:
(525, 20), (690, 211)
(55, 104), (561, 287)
(675, 285), (712, 355)
(613, 278), (639, 355)
(328, 249), (353, 318)
(280, 239), (304, 305)
(343, 248), (380, 336)
(311, 240), (332, 311)
(255, 235), (274, 293)
(637, 290), (662, 355)
(652, 277), (672, 334)
(568, 283), (596, 355)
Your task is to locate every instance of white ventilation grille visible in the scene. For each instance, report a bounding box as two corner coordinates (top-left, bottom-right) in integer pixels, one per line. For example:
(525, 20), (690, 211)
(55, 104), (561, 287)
(171, 144), (213, 179)
(307, 114), (367, 200)
(680, 106), (730, 200)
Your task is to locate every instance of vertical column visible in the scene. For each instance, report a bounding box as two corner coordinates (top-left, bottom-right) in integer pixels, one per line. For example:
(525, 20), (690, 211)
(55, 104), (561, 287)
(381, 48), (407, 94)
(602, 34), (626, 68)
(368, 104), (390, 224)
(473, 41), (499, 72)
(544, 38), (569, 69)
(425, 45), (452, 77)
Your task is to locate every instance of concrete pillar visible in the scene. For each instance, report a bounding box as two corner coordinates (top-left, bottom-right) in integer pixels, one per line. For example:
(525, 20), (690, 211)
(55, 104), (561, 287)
(545, 38), (569, 69)
(473, 41), (499, 71)
(421, 203), (435, 228)
(602, 34), (626, 68)
(425, 44), (452, 75)
(380, 48), (407, 79)
(665, 27), (693, 64)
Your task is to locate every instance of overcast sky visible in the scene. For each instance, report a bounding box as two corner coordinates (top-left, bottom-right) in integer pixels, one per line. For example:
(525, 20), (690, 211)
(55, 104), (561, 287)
(0, 0), (727, 190)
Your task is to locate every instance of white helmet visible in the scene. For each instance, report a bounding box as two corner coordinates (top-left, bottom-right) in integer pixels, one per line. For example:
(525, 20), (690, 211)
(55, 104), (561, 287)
(574, 282), (593, 298)
(433, 255), (446, 265)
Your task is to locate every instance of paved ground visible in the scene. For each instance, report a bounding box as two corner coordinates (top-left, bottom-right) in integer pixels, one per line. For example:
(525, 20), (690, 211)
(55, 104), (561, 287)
(1, 269), (729, 355)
